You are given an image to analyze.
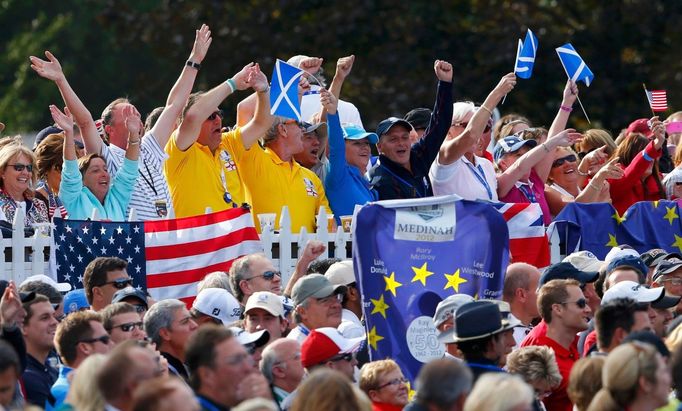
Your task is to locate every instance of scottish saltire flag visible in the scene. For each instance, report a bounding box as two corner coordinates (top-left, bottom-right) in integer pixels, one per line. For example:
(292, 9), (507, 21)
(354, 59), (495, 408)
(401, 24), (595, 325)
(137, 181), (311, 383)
(549, 201), (682, 259)
(495, 202), (550, 267)
(353, 196), (509, 383)
(270, 59), (305, 121)
(556, 43), (594, 86)
(54, 207), (262, 305)
(645, 88), (668, 112)
(514, 29), (538, 79)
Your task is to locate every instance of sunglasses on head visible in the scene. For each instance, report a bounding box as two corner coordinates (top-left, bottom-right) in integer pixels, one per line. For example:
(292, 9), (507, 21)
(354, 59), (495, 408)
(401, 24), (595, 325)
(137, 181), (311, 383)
(102, 278), (134, 290)
(551, 154), (577, 168)
(560, 298), (587, 309)
(8, 163), (33, 172)
(79, 335), (111, 345)
(207, 109), (224, 121)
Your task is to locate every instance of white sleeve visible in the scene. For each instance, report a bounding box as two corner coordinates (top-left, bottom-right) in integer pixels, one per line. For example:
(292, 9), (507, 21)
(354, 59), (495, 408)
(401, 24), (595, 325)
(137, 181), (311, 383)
(429, 153), (461, 183)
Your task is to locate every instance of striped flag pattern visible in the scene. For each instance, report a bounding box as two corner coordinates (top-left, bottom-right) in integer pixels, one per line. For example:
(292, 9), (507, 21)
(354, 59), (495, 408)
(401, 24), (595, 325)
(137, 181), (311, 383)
(645, 89), (668, 112)
(494, 202), (551, 268)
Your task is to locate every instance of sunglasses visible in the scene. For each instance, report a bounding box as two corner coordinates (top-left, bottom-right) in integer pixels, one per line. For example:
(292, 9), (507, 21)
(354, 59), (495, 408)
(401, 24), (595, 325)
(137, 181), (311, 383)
(330, 352), (356, 363)
(551, 154), (577, 168)
(377, 377), (409, 390)
(577, 147), (597, 160)
(451, 122), (491, 133)
(207, 110), (224, 121)
(246, 271), (281, 281)
(111, 321), (144, 332)
(80, 335), (111, 345)
(8, 163), (33, 172)
(560, 298), (587, 309)
(101, 278), (134, 290)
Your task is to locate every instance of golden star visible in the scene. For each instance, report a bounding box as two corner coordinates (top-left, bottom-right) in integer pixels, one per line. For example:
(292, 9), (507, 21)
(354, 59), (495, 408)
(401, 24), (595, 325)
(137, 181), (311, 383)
(605, 233), (619, 248)
(367, 326), (385, 351)
(443, 269), (468, 292)
(370, 294), (390, 319)
(653, 201), (660, 208)
(611, 211), (627, 225)
(411, 262), (434, 286)
(664, 206), (679, 225)
(673, 235), (682, 253)
(406, 381), (416, 401)
(384, 272), (403, 297)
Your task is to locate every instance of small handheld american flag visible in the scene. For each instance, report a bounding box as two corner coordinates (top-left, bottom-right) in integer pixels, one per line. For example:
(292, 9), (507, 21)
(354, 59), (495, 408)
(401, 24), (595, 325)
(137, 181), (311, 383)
(643, 84), (668, 113)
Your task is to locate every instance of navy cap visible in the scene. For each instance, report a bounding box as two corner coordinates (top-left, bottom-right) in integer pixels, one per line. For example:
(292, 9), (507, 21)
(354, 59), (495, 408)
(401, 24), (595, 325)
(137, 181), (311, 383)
(302, 121), (325, 135)
(640, 249), (671, 267)
(606, 255), (648, 276)
(651, 293), (681, 310)
(375, 117), (413, 138)
(540, 262), (599, 286)
(403, 108), (432, 130)
(112, 287), (148, 308)
(653, 254), (682, 283)
(0, 280), (36, 303)
(493, 135), (537, 163)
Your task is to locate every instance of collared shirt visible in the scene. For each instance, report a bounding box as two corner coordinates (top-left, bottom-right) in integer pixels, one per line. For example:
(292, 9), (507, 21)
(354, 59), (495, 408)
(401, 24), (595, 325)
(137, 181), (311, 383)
(164, 129), (245, 218)
(162, 351), (190, 383)
(286, 324), (309, 344)
(22, 354), (58, 408)
(509, 312), (533, 349)
(430, 153), (498, 201)
(338, 308), (365, 339)
(272, 385), (290, 410)
(47, 365), (73, 411)
(102, 133), (174, 220)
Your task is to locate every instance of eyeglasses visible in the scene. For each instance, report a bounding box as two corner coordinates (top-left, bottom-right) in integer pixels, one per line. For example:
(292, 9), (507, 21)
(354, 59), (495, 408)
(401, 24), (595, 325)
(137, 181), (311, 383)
(131, 304), (147, 314)
(376, 377), (409, 390)
(110, 321), (143, 332)
(246, 270), (281, 281)
(315, 293), (343, 306)
(577, 147), (596, 160)
(551, 154), (577, 168)
(659, 277), (682, 286)
(207, 110), (224, 121)
(8, 163), (33, 172)
(80, 335), (111, 345)
(330, 352), (355, 363)
(101, 278), (134, 290)
(560, 298), (587, 309)
(450, 122), (491, 133)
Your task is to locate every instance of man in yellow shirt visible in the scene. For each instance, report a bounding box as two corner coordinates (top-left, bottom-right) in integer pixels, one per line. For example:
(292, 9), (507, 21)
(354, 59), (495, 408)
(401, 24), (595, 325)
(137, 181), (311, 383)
(164, 62), (272, 218)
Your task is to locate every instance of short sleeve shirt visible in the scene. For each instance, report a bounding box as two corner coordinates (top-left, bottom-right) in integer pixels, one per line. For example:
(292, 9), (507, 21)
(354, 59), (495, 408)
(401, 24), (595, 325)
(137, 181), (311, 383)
(430, 153), (498, 201)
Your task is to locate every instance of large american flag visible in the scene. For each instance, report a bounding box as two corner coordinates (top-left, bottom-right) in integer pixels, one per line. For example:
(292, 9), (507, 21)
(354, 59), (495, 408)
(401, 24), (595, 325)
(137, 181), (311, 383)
(54, 206), (262, 305)
(645, 89), (668, 112)
(495, 202), (550, 268)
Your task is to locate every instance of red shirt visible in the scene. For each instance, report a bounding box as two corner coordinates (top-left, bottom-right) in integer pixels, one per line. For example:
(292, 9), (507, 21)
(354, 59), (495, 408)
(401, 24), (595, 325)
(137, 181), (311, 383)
(521, 322), (579, 411)
(372, 403), (404, 411)
(609, 140), (663, 215)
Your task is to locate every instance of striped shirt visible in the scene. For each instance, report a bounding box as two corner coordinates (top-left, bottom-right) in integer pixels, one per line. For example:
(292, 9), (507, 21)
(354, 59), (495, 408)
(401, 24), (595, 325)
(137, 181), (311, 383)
(101, 133), (174, 221)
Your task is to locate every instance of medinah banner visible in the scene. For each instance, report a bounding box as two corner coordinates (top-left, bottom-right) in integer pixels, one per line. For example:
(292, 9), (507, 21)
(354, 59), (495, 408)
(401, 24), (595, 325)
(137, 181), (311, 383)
(352, 195), (510, 383)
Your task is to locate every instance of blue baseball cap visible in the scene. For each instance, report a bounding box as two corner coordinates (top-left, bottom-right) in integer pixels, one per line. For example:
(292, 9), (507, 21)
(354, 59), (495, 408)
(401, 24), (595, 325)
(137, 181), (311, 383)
(375, 117), (413, 138)
(606, 255), (648, 277)
(540, 262), (599, 286)
(343, 124), (378, 144)
(63, 289), (89, 315)
(493, 135), (537, 163)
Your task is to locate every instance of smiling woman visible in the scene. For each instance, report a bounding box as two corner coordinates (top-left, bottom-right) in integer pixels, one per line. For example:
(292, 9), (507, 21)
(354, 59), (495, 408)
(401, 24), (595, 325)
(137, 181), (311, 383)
(0, 142), (49, 227)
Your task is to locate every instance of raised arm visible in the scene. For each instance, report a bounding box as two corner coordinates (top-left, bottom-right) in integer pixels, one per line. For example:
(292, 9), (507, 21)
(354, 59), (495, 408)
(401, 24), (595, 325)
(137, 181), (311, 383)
(149, 24), (212, 148)
(239, 64), (273, 149)
(30, 52), (101, 155)
(412, 60), (454, 162)
(50, 105), (76, 161)
(329, 55), (354, 101)
(608, 117), (665, 190)
(122, 105), (142, 161)
(438, 73), (516, 165)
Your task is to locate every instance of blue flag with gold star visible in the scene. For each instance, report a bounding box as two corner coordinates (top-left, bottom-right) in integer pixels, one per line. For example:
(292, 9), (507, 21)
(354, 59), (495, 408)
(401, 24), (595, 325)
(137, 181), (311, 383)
(352, 196), (509, 383)
(549, 201), (682, 258)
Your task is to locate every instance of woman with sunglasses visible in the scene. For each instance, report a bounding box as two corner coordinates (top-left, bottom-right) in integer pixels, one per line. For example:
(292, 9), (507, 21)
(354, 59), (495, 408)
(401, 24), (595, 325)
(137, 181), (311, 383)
(34, 133), (68, 219)
(0, 141), (49, 227)
(51, 104), (140, 220)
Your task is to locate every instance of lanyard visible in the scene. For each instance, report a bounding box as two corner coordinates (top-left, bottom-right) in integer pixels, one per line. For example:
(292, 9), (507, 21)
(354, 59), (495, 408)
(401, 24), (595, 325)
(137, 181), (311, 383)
(467, 362), (504, 372)
(197, 396), (223, 411)
(517, 183), (537, 203)
(380, 165), (427, 198)
(138, 159), (158, 196)
(217, 150), (237, 207)
(298, 324), (310, 336)
(465, 161), (493, 200)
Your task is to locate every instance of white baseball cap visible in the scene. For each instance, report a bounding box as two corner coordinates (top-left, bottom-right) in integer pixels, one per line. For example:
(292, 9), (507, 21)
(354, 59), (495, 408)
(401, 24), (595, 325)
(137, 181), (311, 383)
(604, 246), (639, 264)
(229, 327), (270, 348)
(192, 288), (242, 325)
(432, 294), (475, 327)
(601, 280), (664, 305)
(563, 251), (604, 273)
(20, 274), (71, 293)
(325, 260), (356, 286)
(244, 291), (285, 318)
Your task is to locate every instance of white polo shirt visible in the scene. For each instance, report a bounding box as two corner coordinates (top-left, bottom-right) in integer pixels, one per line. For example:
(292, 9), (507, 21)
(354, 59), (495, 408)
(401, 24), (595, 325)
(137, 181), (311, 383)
(429, 153), (498, 201)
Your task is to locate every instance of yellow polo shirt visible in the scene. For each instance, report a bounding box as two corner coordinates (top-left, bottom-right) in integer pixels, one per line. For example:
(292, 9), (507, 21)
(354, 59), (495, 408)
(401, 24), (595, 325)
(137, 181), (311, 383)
(164, 129), (245, 218)
(232, 141), (330, 233)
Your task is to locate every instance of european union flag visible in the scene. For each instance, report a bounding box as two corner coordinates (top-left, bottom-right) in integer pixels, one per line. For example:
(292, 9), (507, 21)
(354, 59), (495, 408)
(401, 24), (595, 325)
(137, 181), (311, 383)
(556, 43), (594, 86)
(269, 59), (305, 121)
(515, 29), (538, 79)
(353, 196), (509, 383)
(549, 201), (682, 259)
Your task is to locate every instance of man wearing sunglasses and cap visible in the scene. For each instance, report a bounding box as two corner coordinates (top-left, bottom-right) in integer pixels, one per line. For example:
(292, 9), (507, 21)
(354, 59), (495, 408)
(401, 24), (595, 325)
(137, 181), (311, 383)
(300, 327), (364, 382)
(287, 274), (346, 343)
(83, 257), (135, 312)
(652, 253), (682, 315)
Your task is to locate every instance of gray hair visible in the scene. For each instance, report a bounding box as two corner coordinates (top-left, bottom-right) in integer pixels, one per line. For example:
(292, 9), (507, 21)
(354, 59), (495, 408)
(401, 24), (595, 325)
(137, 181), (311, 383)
(143, 299), (185, 346)
(452, 101), (476, 124)
(261, 116), (290, 146)
(197, 271), (232, 294)
(663, 168), (682, 199)
(229, 253), (265, 302)
(259, 344), (281, 383)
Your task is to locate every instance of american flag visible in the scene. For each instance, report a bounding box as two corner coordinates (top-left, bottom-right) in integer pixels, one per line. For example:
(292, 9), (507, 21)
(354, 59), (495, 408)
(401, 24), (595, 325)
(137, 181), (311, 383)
(645, 89), (668, 112)
(495, 202), (551, 268)
(54, 206), (262, 305)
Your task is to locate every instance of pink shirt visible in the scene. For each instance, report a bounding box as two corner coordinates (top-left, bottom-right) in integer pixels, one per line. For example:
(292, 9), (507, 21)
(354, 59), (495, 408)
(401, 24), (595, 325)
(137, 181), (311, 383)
(500, 169), (551, 225)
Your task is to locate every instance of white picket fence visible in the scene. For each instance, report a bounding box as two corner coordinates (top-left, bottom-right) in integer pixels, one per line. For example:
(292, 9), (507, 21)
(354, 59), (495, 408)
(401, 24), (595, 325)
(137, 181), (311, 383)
(1, 205), (564, 286)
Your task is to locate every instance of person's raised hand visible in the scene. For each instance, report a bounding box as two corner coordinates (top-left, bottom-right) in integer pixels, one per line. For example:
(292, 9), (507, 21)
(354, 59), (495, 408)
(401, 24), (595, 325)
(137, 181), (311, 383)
(122, 105), (143, 139)
(434, 60), (453, 82)
(549, 128), (582, 147)
(232, 62), (256, 91)
(246, 63), (269, 93)
(492, 73), (516, 98)
(562, 80), (579, 106)
(649, 116), (665, 149)
(592, 157), (624, 182)
(49, 105), (74, 135)
(30, 51), (65, 82)
(319, 88), (338, 115)
(298, 76), (311, 97)
(335, 55), (355, 80)
(301, 240), (326, 262)
(189, 24), (212, 64)
(297, 56), (323, 75)
(0, 281), (26, 328)
(579, 145), (609, 175)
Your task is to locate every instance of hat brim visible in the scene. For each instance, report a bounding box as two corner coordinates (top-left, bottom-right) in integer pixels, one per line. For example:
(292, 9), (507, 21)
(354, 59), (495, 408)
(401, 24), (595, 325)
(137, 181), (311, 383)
(638, 287), (665, 303)
(578, 271), (600, 284)
(304, 122), (326, 134)
(451, 323), (506, 343)
(652, 294), (681, 310)
(345, 132), (378, 145)
(309, 284), (347, 300)
(245, 303), (284, 318)
(237, 329), (270, 348)
(19, 291), (36, 304)
(379, 119), (413, 136)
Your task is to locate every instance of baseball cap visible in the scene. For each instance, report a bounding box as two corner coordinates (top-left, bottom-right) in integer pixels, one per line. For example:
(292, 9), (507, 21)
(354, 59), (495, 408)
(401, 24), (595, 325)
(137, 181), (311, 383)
(493, 135), (537, 163)
(432, 294), (474, 328)
(375, 117), (413, 138)
(604, 245), (639, 264)
(626, 118), (653, 138)
(403, 108), (431, 130)
(192, 288), (242, 325)
(300, 327), (364, 368)
(33, 126), (62, 149)
(601, 280), (664, 305)
(291, 274), (346, 307)
(653, 254), (682, 283)
(343, 124), (378, 144)
(63, 289), (89, 315)
(229, 327), (270, 349)
(325, 260), (356, 286)
(0, 280), (36, 303)
(20, 274), (71, 293)
(651, 293), (681, 310)
(111, 287), (148, 308)
(539, 262), (599, 286)
(302, 121), (325, 135)
(245, 291), (285, 318)
(606, 255), (648, 276)
(563, 251), (604, 273)
(640, 249), (672, 268)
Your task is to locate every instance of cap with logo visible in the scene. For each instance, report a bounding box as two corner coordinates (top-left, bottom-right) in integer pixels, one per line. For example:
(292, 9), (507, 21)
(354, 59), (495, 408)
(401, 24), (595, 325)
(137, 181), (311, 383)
(601, 280), (664, 305)
(375, 117), (413, 139)
(245, 291), (285, 318)
(563, 251), (604, 273)
(112, 287), (148, 308)
(324, 260), (356, 287)
(640, 249), (671, 268)
(291, 274), (346, 307)
(604, 245), (639, 264)
(493, 135), (537, 163)
(300, 327), (364, 368)
(20, 274), (71, 293)
(539, 262), (599, 287)
(653, 254), (682, 284)
(192, 288), (242, 325)
(63, 289), (89, 315)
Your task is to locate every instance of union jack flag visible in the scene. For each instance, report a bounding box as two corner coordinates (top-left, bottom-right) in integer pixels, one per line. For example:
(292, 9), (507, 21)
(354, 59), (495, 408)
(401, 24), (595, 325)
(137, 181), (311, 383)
(494, 202), (550, 268)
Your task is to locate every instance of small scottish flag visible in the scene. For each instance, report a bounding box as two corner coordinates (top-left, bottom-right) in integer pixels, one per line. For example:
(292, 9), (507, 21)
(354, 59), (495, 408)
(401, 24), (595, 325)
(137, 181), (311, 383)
(514, 29), (538, 79)
(555, 43), (594, 87)
(270, 59), (305, 121)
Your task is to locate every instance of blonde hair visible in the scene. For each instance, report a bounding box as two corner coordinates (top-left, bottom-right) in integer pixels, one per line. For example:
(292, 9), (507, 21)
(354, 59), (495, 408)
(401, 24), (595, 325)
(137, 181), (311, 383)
(577, 129), (617, 157)
(64, 354), (107, 411)
(568, 356), (605, 411)
(666, 321), (682, 353)
(0, 142), (38, 194)
(506, 346), (562, 388)
(586, 342), (660, 411)
(359, 359), (401, 393)
(463, 373), (533, 411)
(291, 368), (371, 411)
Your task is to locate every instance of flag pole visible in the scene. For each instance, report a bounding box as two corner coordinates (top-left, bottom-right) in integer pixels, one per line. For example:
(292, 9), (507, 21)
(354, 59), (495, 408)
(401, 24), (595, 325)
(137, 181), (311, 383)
(503, 40), (522, 105)
(642, 83), (656, 117)
(555, 49), (590, 124)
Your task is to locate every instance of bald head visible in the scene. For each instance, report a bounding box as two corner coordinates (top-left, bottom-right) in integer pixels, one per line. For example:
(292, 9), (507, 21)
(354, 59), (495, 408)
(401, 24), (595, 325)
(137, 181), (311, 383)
(503, 263), (540, 301)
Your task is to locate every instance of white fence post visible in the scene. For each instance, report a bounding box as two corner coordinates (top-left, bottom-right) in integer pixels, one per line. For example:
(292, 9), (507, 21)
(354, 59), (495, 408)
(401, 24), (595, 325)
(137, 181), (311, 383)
(11, 207), (26, 284)
(278, 206), (294, 286)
